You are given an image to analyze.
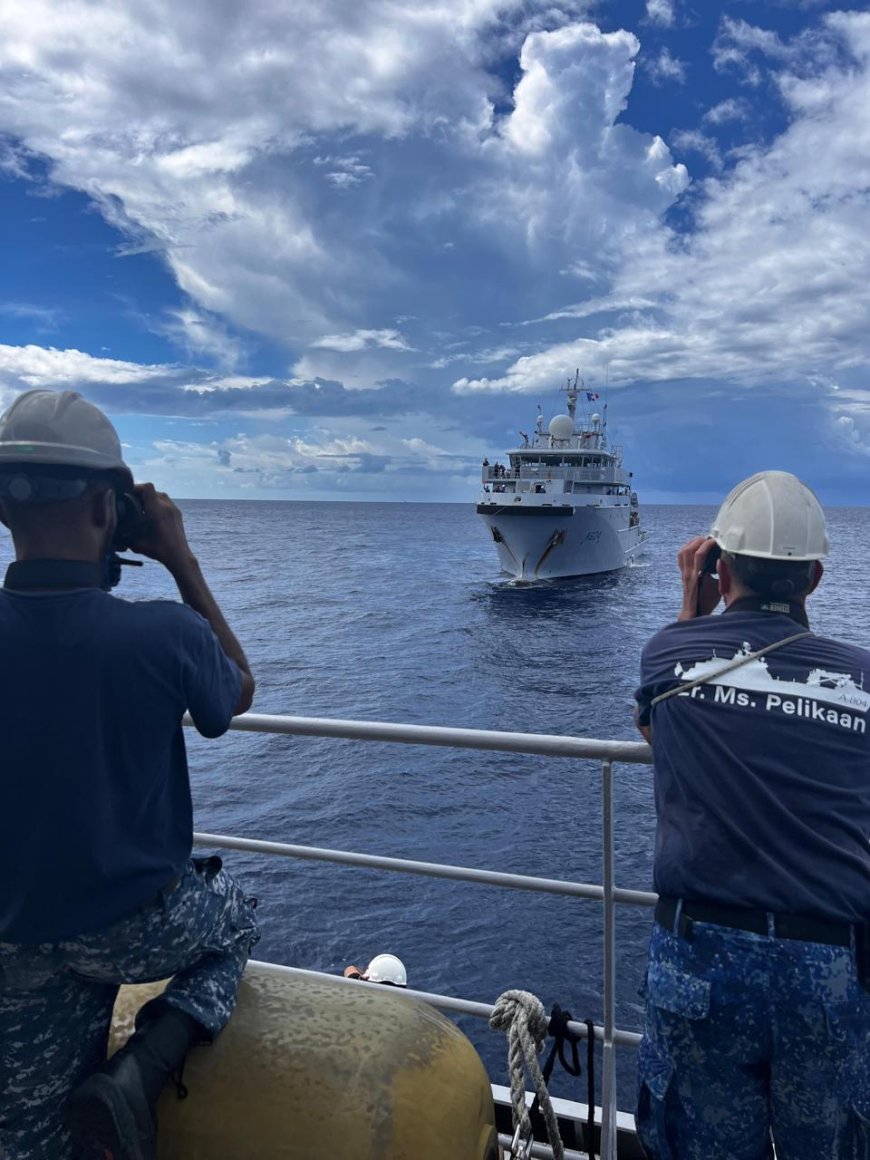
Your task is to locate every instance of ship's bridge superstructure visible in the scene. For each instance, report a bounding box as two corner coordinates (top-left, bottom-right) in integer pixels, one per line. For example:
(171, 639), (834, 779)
(482, 411), (634, 505)
(477, 375), (646, 579)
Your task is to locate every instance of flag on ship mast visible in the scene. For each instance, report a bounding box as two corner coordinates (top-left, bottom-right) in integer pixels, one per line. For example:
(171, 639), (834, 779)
(585, 391), (600, 402)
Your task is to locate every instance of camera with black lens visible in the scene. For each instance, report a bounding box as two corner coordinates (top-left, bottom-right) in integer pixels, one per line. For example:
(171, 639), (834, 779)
(701, 542), (722, 577)
(113, 489), (149, 552)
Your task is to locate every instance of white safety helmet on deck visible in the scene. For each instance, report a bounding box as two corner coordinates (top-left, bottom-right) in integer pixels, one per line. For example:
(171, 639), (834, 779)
(0, 390), (130, 477)
(710, 471), (828, 561)
(364, 954), (407, 987)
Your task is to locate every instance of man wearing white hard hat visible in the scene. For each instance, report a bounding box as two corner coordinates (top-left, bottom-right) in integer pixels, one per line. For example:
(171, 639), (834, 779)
(634, 471), (870, 1159)
(0, 391), (259, 1160)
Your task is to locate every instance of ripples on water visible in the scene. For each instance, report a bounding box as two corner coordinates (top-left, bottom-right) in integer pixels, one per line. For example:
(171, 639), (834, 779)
(3, 501), (866, 1104)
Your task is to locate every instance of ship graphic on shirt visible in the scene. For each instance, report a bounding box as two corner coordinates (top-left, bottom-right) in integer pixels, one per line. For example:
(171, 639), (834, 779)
(674, 642), (870, 717)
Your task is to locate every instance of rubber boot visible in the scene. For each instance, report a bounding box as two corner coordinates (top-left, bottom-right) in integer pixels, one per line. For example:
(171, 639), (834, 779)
(66, 1006), (203, 1160)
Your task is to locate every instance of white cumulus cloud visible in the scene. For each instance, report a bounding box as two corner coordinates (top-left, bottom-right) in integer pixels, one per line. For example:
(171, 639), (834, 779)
(645, 0), (675, 27)
(646, 47), (687, 85)
(456, 12), (870, 399)
(0, 2), (689, 365)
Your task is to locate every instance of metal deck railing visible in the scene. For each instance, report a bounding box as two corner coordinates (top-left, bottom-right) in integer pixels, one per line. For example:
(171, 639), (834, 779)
(187, 711), (654, 1160)
(484, 467), (626, 485)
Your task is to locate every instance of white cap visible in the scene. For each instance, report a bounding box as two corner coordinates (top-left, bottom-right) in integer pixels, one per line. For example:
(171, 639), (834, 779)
(0, 390), (129, 476)
(364, 954), (407, 987)
(710, 470), (828, 561)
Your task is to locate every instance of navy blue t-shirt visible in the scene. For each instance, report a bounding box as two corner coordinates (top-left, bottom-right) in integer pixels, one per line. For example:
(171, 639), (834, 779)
(0, 588), (242, 942)
(635, 606), (870, 923)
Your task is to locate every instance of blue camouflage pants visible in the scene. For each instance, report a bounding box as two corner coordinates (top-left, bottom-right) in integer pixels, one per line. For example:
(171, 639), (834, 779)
(636, 917), (870, 1159)
(0, 856), (259, 1160)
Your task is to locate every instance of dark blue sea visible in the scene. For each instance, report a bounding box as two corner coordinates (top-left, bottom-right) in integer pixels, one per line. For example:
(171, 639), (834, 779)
(4, 502), (867, 1108)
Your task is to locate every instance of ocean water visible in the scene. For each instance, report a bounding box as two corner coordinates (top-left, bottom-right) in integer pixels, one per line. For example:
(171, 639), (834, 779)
(2, 501), (868, 1108)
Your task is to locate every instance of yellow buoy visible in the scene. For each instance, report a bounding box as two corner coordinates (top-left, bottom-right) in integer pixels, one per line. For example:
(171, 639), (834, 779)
(110, 964), (499, 1160)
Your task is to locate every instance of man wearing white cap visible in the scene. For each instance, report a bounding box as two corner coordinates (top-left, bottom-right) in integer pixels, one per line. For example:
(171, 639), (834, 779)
(634, 472), (870, 1159)
(0, 390), (259, 1160)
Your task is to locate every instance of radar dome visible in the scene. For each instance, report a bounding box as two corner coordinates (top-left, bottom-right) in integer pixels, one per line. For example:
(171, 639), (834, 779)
(590, 413), (601, 424)
(548, 415), (574, 441)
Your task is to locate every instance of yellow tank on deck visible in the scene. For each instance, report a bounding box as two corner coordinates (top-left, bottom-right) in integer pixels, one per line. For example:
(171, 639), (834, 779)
(111, 964), (499, 1160)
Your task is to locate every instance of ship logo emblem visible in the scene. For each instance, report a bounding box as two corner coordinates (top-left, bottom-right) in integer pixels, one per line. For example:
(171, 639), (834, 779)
(672, 642), (870, 731)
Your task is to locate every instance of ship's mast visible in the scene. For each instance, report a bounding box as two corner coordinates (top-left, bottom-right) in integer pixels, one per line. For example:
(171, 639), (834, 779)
(563, 369), (580, 422)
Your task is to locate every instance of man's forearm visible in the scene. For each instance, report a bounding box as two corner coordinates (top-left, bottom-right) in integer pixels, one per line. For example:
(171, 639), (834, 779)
(169, 553), (255, 711)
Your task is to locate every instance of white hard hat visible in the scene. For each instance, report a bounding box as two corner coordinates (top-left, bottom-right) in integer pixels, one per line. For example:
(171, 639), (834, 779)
(710, 471), (828, 561)
(0, 390), (129, 476)
(364, 954), (407, 987)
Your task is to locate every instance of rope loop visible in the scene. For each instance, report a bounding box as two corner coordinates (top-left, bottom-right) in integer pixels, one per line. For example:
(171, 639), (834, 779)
(490, 989), (566, 1160)
(546, 1004), (582, 1079)
(490, 989), (549, 1048)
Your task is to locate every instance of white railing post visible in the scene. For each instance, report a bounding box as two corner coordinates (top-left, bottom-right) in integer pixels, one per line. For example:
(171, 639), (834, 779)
(600, 759), (618, 1159)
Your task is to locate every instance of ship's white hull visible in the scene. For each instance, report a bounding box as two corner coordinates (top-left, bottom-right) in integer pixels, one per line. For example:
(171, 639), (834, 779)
(477, 502), (646, 580)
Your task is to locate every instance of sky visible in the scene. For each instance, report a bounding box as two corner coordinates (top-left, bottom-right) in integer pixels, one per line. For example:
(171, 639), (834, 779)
(0, 0), (868, 503)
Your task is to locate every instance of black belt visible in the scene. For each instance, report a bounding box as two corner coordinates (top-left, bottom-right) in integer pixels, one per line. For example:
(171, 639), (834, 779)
(655, 896), (853, 948)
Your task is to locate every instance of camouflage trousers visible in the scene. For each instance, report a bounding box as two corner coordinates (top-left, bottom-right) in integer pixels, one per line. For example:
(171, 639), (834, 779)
(0, 856), (259, 1160)
(636, 916), (870, 1159)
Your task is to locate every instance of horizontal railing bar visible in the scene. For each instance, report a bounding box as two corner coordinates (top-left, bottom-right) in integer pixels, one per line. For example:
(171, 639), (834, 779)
(491, 1085), (639, 1133)
(248, 961), (643, 1047)
(194, 831), (658, 908)
(497, 1135), (586, 1160)
(188, 712), (651, 764)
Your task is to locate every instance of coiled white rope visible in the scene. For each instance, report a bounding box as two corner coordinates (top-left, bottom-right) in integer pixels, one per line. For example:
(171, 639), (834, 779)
(490, 989), (565, 1160)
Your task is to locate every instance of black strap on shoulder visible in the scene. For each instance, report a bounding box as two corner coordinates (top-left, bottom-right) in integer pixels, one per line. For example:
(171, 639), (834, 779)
(4, 554), (143, 591)
(4, 559), (104, 590)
